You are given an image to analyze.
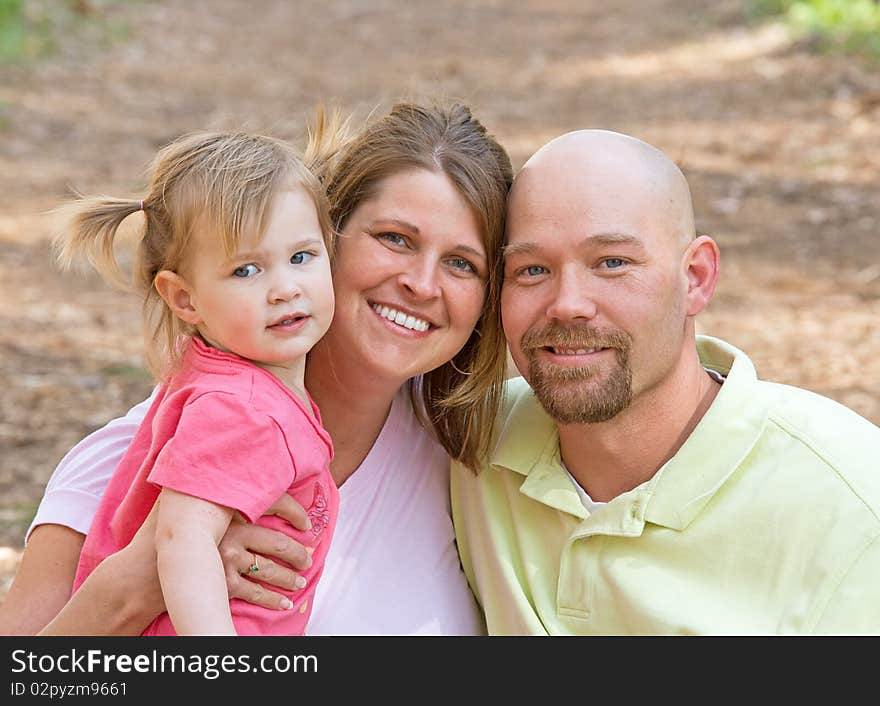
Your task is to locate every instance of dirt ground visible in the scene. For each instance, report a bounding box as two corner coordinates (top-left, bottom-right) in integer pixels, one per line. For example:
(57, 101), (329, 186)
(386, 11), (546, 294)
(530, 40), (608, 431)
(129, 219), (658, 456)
(1, 0), (878, 601)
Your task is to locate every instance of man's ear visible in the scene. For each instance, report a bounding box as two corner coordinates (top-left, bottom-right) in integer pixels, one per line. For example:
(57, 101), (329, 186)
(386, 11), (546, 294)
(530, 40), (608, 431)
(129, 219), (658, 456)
(154, 270), (202, 325)
(683, 235), (720, 317)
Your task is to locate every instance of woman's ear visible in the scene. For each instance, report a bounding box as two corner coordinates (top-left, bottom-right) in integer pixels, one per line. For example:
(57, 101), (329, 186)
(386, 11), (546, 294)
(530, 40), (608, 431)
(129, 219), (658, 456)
(683, 235), (720, 317)
(154, 270), (202, 325)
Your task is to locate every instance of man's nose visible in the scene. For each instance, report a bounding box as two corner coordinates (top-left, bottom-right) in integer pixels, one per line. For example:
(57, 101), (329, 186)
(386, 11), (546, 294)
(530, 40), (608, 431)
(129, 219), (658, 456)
(545, 266), (598, 321)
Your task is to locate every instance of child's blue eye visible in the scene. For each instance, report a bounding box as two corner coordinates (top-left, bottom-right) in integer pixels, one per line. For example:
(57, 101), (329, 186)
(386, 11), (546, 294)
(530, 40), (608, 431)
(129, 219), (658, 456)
(233, 264), (259, 278)
(291, 251), (314, 265)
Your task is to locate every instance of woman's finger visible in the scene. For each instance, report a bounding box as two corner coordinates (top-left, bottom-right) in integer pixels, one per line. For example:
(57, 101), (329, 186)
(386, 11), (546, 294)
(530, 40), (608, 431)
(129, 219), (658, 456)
(223, 522), (312, 571)
(226, 570), (296, 612)
(265, 492), (311, 532)
(237, 552), (307, 592)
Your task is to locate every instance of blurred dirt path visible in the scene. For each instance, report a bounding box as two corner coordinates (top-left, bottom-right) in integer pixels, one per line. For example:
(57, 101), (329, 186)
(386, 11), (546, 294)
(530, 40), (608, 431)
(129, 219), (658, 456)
(1, 0), (878, 599)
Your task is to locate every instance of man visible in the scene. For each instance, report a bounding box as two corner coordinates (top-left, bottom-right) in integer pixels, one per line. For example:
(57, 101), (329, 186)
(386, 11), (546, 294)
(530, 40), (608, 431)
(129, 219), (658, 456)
(451, 129), (880, 635)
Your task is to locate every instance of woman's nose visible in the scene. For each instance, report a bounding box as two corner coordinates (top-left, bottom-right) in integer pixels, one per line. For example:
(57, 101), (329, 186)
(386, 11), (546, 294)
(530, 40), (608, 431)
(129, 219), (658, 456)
(398, 257), (441, 300)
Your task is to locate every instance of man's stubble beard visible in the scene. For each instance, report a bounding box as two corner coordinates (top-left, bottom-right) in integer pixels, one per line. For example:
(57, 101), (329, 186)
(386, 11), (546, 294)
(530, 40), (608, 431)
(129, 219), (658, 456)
(522, 323), (634, 424)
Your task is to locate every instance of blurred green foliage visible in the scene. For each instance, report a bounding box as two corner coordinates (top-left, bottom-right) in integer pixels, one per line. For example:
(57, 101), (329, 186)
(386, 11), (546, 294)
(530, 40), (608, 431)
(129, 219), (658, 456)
(1, 0), (34, 61)
(0, 0), (131, 63)
(751, 0), (880, 57)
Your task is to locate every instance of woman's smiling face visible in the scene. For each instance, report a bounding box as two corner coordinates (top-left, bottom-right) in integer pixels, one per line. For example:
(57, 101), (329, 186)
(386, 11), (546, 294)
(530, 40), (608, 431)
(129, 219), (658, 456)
(318, 167), (488, 385)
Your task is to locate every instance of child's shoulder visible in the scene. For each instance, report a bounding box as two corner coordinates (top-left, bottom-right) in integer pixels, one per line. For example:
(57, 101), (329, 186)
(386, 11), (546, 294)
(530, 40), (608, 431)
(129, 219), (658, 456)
(156, 376), (279, 449)
(168, 354), (258, 397)
(167, 349), (318, 431)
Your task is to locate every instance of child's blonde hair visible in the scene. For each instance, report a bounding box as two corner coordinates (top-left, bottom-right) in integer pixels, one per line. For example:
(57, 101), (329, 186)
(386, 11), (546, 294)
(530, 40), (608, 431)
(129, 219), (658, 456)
(54, 130), (333, 379)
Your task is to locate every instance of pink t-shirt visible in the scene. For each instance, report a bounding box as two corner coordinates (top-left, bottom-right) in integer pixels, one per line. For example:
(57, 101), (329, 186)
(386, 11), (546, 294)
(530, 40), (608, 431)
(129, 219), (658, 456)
(32, 378), (485, 635)
(72, 337), (337, 636)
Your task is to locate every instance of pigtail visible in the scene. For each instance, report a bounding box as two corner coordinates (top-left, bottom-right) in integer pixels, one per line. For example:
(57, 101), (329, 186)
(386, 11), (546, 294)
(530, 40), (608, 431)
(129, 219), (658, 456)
(303, 105), (355, 187)
(52, 194), (146, 291)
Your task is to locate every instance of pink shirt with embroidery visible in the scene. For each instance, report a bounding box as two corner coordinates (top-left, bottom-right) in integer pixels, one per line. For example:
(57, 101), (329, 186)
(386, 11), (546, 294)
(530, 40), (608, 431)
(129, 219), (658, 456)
(72, 337), (337, 636)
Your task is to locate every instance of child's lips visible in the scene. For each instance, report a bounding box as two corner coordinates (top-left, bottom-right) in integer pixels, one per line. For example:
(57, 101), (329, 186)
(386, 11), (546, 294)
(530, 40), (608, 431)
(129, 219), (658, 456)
(268, 313), (309, 328)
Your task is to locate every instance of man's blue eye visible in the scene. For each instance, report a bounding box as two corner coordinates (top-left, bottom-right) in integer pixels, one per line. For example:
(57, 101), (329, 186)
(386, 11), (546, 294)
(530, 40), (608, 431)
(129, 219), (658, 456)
(604, 258), (625, 269)
(291, 251), (313, 265)
(233, 264), (259, 278)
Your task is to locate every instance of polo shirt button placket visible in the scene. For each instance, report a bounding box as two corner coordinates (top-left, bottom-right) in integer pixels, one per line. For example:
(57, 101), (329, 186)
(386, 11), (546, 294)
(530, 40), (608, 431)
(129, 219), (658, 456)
(628, 499), (647, 533)
(557, 535), (593, 623)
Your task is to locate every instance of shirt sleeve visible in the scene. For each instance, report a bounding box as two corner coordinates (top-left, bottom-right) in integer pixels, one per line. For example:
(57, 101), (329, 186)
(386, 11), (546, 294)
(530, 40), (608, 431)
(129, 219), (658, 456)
(811, 533), (880, 635)
(26, 388), (159, 543)
(146, 391), (295, 523)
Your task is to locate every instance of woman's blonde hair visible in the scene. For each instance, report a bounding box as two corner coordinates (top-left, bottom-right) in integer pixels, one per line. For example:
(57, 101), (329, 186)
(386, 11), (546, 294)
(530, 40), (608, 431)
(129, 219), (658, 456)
(312, 102), (513, 472)
(54, 130), (332, 379)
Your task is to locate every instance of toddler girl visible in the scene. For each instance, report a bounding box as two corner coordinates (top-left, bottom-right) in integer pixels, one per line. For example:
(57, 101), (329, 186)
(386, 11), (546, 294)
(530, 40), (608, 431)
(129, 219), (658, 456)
(56, 130), (338, 635)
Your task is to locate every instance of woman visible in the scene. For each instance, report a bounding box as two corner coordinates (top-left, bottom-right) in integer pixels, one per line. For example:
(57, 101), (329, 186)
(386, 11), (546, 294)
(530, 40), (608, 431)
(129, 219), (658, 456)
(0, 102), (513, 635)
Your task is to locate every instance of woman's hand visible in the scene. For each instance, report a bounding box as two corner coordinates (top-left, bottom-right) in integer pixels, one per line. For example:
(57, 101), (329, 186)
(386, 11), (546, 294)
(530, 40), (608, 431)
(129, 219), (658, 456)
(221, 493), (314, 611)
(37, 510), (166, 636)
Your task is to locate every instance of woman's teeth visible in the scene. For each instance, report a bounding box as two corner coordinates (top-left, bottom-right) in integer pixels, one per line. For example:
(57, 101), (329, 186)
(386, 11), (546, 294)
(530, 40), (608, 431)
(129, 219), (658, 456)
(371, 304), (430, 332)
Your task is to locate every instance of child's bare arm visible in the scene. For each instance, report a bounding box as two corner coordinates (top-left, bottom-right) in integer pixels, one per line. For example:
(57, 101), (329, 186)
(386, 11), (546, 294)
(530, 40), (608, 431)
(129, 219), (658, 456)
(155, 488), (237, 636)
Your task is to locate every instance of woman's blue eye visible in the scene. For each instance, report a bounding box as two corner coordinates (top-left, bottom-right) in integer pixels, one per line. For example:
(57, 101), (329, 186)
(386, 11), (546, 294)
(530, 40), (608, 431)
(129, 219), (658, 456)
(524, 265), (546, 277)
(378, 232), (407, 247)
(448, 257), (476, 273)
(233, 264), (259, 278)
(291, 251), (313, 265)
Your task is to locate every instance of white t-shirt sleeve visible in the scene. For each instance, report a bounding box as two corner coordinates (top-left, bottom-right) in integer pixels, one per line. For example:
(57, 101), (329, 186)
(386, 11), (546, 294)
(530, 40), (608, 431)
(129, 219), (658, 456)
(26, 388), (158, 543)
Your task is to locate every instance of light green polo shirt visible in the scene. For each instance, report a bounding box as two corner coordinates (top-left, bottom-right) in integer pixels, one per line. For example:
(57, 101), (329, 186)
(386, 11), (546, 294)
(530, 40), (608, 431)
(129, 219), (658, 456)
(451, 336), (880, 635)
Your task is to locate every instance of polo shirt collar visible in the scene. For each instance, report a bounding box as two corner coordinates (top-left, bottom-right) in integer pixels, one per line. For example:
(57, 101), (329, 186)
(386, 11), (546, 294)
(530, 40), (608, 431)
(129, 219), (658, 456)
(490, 378), (590, 519)
(644, 336), (768, 529)
(488, 336), (769, 529)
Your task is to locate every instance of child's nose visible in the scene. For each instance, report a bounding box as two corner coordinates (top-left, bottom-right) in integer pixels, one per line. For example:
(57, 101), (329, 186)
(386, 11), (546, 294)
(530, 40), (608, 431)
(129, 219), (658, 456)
(268, 277), (302, 303)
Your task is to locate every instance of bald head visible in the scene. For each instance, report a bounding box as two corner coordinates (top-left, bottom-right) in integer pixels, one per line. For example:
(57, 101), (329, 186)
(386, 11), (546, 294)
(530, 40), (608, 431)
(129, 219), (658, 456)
(508, 129), (695, 250)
